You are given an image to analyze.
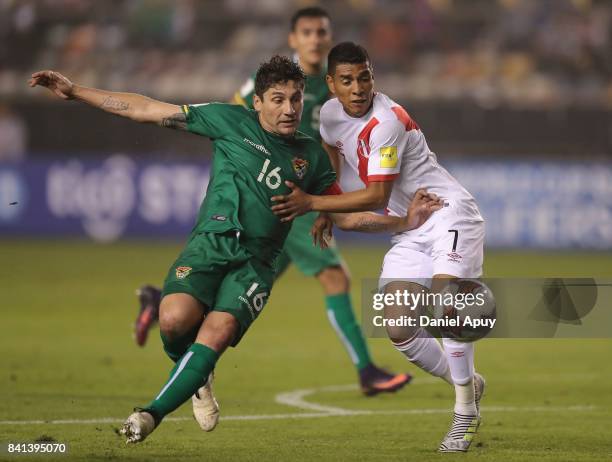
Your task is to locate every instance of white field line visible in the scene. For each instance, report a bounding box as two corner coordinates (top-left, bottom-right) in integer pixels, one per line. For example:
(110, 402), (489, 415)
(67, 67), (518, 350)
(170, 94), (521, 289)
(0, 378), (598, 426)
(0, 406), (597, 426)
(273, 378), (440, 414)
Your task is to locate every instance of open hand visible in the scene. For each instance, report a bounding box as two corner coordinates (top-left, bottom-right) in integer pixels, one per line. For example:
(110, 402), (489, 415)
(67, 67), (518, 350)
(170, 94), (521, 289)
(28, 70), (75, 100)
(402, 188), (444, 231)
(311, 213), (334, 249)
(271, 181), (313, 222)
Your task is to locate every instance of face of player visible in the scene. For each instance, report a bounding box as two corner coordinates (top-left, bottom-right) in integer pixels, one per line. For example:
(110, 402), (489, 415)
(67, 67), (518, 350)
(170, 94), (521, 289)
(288, 16), (332, 71)
(253, 81), (304, 136)
(326, 62), (374, 118)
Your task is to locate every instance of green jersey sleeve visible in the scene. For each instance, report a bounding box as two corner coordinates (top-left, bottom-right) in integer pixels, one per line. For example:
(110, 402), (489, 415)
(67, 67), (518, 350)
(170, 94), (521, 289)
(306, 142), (338, 196)
(182, 103), (250, 139)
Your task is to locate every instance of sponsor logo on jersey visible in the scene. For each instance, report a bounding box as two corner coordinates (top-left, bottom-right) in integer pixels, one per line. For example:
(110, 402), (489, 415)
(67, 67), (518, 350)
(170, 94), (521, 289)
(292, 157), (309, 179)
(243, 137), (270, 155)
(380, 146), (398, 168)
(176, 266), (192, 279)
(447, 252), (463, 263)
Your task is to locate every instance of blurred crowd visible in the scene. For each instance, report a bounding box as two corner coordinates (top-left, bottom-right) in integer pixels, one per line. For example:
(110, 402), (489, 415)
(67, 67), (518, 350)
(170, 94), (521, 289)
(1, 0), (611, 108)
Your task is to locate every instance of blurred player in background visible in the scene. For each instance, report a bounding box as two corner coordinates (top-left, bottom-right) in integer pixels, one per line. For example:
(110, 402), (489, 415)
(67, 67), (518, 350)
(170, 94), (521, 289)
(134, 6), (411, 403)
(29, 57), (441, 444)
(271, 42), (487, 453)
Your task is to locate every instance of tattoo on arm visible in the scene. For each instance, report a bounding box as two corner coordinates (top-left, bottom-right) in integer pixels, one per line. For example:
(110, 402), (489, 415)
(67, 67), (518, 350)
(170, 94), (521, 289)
(160, 112), (187, 130)
(354, 215), (390, 233)
(347, 213), (403, 233)
(100, 96), (130, 111)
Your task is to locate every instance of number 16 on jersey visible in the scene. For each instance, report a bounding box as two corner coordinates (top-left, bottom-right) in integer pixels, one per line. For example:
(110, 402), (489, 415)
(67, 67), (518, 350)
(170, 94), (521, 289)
(257, 159), (282, 190)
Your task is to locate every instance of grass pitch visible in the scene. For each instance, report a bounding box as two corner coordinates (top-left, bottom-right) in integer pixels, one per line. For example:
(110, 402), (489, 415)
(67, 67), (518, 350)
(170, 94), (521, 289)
(1, 240), (611, 461)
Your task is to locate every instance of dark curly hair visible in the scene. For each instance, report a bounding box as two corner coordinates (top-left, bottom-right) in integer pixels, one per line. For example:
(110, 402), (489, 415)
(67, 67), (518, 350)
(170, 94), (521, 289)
(254, 55), (305, 100)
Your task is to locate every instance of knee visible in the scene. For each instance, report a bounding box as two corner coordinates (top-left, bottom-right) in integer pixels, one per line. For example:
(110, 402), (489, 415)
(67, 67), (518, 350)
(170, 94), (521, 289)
(317, 265), (350, 295)
(159, 295), (204, 341)
(386, 325), (419, 345)
(388, 332), (408, 345)
(159, 311), (183, 341)
(383, 299), (419, 343)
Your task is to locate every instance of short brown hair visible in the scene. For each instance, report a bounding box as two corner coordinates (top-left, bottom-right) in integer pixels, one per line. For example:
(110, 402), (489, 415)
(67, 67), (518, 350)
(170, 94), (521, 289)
(254, 55), (305, 99)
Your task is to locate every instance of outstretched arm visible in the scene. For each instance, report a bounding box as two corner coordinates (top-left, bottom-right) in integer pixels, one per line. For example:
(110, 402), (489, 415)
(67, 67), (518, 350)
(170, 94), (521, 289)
(333, 212), (409, 233)
(28, 70), (186, 129)
(311, 189), (444, 248)
(276, 119), (407, 220)
(272, 180), (393, 222)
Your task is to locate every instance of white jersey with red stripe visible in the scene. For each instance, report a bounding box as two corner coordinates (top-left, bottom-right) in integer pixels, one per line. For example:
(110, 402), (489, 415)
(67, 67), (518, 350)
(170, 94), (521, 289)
(320, 93), (483, 222)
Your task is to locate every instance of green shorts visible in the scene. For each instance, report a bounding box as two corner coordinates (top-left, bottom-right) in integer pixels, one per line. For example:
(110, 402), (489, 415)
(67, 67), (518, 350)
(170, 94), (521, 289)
(274, 212), (343, 278)
(163, 231), (274, 346)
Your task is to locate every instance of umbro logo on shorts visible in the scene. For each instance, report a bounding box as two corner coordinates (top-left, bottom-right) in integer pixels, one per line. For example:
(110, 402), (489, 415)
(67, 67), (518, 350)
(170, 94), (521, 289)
(447, 252), (463, 263)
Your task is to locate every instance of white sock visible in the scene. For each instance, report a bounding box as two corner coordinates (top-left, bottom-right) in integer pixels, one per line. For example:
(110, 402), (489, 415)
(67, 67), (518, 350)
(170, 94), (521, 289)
(393, 329), (453, 385)
(443, 338), (476, 415)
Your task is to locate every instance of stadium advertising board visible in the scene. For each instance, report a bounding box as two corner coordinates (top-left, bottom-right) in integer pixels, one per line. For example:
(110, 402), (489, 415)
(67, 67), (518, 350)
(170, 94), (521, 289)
(1, 156), (610, 249)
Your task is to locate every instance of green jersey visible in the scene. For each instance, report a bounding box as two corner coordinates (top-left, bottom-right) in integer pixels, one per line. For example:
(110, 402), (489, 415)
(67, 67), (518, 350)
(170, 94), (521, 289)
(234, 71), (329, 141)
(182, 103), (336, 262)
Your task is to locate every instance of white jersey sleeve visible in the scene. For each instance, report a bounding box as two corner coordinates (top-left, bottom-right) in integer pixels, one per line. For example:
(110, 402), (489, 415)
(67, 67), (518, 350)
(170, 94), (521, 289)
(319, 102), (335, 146)
(319, 122), (333, 146)
(366, 118), (406, 182)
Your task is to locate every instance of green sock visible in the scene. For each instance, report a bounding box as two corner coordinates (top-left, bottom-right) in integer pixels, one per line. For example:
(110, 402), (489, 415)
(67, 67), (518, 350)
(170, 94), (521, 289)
(143, 343), (218, 424)
(325, 293), (372, 371)
(161, 323), (200, 363)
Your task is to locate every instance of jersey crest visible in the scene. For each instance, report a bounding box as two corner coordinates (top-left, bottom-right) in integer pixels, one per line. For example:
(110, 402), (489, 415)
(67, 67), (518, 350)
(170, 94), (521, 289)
(292, 157), (309, 179)
(176, 266), (192, 279)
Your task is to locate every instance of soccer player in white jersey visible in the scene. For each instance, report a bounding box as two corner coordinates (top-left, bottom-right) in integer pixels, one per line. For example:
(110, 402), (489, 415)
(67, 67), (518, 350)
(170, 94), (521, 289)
(271, 42), (486, 453)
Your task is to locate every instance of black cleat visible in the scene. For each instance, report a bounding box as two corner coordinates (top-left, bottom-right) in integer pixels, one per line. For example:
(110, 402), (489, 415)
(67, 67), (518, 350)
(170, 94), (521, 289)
(134, 285), (161, 347)
(359, 364), (412, 396)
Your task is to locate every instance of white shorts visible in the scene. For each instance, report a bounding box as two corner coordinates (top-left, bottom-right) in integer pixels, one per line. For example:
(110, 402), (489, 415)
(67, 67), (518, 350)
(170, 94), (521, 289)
(380, 201), (485, 289)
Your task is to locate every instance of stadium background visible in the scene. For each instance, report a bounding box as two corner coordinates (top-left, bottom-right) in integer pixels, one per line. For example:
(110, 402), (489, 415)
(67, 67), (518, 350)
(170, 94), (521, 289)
(1, 1), (611, 461)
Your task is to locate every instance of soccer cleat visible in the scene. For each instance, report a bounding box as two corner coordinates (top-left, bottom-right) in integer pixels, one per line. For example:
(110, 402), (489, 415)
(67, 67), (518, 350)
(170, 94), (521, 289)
(359, 364), (412, 396)
(119, 411), (155, 444)
(438, 412), (480, 452)
(134, 285), (162, 347)
(474, 372), (486, 417)
(192, 372), (220, 432)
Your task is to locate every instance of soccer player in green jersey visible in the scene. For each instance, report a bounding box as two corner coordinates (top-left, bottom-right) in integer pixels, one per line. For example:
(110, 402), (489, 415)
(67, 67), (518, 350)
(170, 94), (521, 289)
(29, 57), (442, 443)
(135, 6), (411, 404)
